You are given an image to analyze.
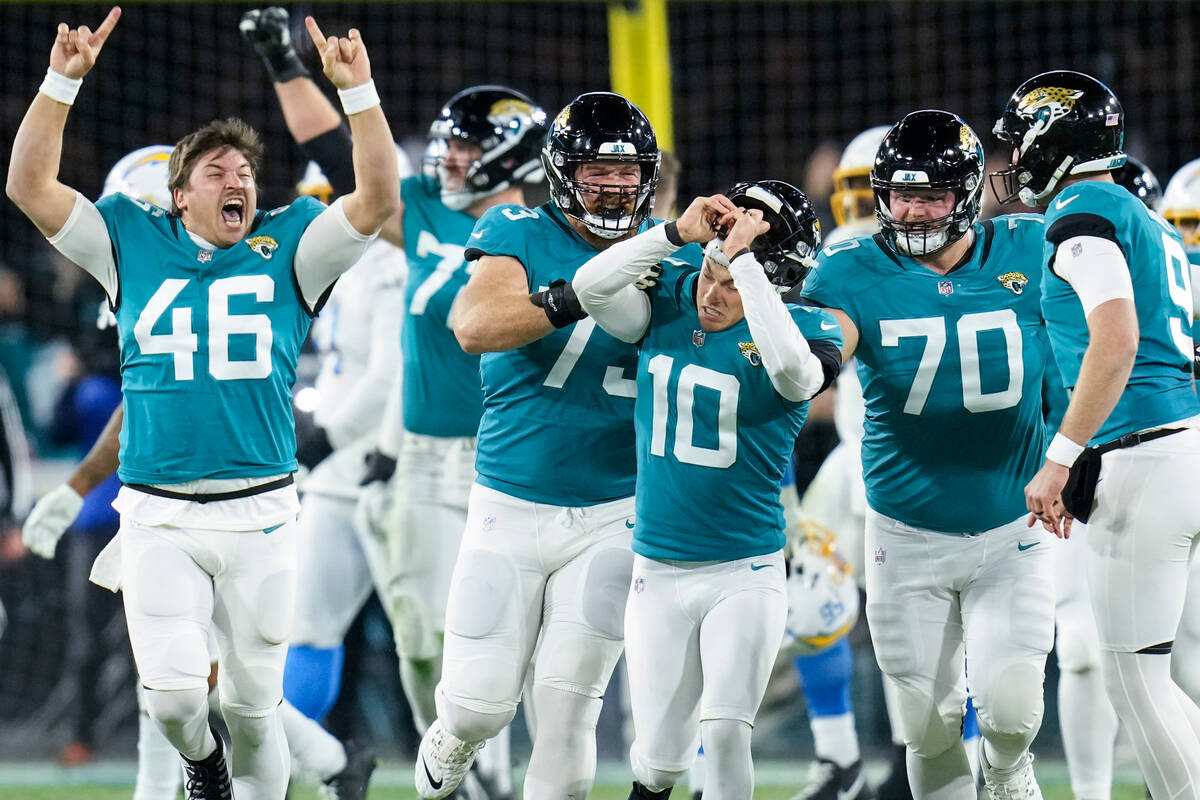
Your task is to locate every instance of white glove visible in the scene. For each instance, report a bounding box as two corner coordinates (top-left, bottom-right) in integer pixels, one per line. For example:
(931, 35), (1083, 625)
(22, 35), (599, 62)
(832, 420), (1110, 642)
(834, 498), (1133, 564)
(22, 484), (84, 559)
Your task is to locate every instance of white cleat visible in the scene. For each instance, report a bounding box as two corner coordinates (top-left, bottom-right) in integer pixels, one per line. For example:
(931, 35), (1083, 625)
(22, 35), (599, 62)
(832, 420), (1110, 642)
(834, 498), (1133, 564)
(414, 720), (485, 800)
(980, 746), (1043, 800)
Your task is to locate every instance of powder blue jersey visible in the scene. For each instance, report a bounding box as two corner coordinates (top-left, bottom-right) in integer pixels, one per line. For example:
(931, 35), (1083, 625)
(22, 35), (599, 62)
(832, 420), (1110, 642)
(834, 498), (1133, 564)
(400, 176), (483, 437)
(1041, 181), (1200, 444)
(467, 203), (661, 505)
(803, 216), (1051, 533)
(634, 267), (841, 562)
(100, 193), (323, 484)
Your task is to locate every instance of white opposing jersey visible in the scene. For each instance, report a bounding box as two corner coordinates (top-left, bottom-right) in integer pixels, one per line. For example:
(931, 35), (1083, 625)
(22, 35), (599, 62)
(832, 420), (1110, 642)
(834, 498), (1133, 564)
(310, 239), (407, 447)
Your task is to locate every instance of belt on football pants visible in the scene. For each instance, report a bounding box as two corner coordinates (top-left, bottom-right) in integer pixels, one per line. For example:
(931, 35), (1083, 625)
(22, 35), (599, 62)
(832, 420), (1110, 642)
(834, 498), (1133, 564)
(1063, 427), (1187, 523)
(125, 474), (295, 504)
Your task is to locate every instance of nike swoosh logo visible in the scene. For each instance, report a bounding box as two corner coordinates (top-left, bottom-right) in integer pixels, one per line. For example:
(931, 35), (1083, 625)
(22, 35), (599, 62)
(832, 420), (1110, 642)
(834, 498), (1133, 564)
(820, 321), (838, 330)
(470, 231), (484, 238)
(840, 773), (866, 800)
(1017, 540), (1040, 551)
(625, 520), (635, 528)
(1055, 194), (1080, 211)
(263, 523), (285, 535)
(750, 562), (771, 571)
(422, 757), (443, 790)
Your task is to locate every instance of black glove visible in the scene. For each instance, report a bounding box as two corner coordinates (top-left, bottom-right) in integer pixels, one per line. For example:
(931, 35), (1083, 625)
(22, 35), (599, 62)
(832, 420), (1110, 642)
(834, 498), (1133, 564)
(360, 449), (397, 486)
(1194, 340), (1199, 378)
(530, 279), (587, 328)
(239, 7), (310, 83)
(296, 425), (333, 470)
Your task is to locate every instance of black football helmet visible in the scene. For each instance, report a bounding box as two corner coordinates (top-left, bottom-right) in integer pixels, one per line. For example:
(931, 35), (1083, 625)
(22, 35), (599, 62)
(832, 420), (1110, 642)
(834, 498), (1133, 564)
(871, 110), (985, 257)
(424, 85), (548, 210)
(991, 70), (1126, 209)
(542, 92), (660, 239)
(1112, 154), (1162, 211)
(712, 180), (822, 291)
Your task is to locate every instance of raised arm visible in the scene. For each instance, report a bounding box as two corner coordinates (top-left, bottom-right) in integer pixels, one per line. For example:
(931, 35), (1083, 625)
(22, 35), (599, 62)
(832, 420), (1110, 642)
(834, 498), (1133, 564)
(6, 7), (121, 236)
(304, 16), (397, 236)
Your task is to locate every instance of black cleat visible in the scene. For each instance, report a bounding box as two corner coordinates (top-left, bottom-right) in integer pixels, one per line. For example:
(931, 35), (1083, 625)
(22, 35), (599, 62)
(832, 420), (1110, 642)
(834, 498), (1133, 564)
(322, 740), (378, 800)
(183, 728), (233, 800)
(791, 758), (875, 800)
(628, 781), (673, 799)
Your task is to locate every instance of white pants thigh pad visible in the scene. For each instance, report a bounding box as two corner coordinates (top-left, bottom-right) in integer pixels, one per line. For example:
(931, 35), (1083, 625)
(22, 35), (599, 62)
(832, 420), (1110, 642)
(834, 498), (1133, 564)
(292, 493), (384, 647)
(438, 483), (634, 717)
(389, 433), (476, 659)
(864, 511), (1054, 755)
(625, 552), (787, 773)
(118, 518), (296, 712)
(1083, 429), (1200, 652)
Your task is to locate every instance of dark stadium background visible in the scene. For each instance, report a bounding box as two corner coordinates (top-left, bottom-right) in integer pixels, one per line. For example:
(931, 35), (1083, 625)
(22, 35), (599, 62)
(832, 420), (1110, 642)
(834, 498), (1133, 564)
(0, 0), (1194, 765)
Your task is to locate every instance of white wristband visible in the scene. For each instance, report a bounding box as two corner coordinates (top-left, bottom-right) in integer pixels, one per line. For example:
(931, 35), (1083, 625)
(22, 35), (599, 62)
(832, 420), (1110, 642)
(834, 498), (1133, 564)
(337, 79), (380, 116)
(1046, 432), (1085, 468)
(39, 67), (83, 106)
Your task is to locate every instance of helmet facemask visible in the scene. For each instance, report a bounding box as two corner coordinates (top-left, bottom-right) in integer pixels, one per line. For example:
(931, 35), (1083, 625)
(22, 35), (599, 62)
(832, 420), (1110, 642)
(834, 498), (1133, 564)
(874, 175), (983, 258)
(543, 149), (660, 239)
(989, 72), (1127, 209)
(423, 87), (548, 212)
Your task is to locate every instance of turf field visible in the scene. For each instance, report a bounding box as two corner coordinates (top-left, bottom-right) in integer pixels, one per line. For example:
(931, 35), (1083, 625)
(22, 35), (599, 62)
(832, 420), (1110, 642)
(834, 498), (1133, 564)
(0, 760), (1147, 799)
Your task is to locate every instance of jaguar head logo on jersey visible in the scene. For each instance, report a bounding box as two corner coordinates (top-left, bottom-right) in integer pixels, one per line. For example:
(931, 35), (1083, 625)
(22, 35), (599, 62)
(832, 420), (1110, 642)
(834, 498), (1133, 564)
(738, 341), (762, 367)
(247, 235), (279, 260)
(998, 271), (1029, 295)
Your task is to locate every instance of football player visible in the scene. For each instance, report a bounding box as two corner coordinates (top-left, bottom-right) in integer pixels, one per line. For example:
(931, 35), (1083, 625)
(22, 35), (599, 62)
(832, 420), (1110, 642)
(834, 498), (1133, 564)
(410, 92), (668, 800)
(573, 177), (839, 798)
(803, 110), (1056, 800)
(240, 13), (546, 795)
(1046, 150), (1161, 800)
(995, 70), (1200, 800)
(7, 10), (398, 799)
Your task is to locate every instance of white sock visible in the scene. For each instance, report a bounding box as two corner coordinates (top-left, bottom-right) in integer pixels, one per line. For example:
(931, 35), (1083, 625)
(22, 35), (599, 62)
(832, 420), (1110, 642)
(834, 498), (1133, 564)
(476, 725), (513, 795)
(278, 699), (346, 781)
(133, 685), (184, 800)
(1058, 667), (1117, 800)
(811, 713), (861, 768)
(688, 747), (706, 794)
(522, 684), (602, 800)
(964, 735), (981, 782)
(907, 743), (975, 800)
(1102, 649), (1200, 800)
(699, 719), (753, 800)
(224, 707), (289, 799)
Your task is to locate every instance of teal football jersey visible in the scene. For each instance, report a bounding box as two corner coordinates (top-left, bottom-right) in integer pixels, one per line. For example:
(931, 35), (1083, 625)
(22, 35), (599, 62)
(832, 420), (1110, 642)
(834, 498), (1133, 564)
(1041, 181), (1200, 444)
(634, 269), (841, 562)
(803, 217), (1051, 533)
(99, 193), (323, 484)
(467, 203), (664, 505)
(400, 176), (483, 437)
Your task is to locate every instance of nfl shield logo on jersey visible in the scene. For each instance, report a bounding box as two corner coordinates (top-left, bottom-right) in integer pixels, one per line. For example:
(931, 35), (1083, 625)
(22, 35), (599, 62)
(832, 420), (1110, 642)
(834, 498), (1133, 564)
(692, 330), (706, 347)
(873, 546), (886, 565)
(634, 576), (645, 594)
(197, 250), (213, 263)
(937, 280), (954, 296)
